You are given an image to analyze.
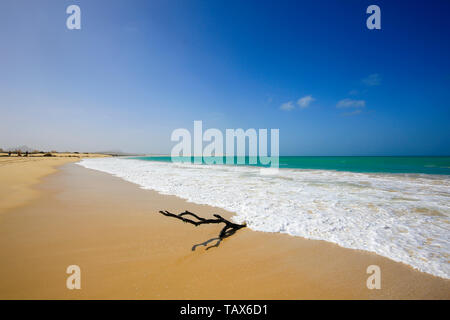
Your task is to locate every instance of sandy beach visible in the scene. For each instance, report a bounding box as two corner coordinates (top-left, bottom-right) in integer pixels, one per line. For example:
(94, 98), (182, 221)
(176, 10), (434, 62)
(0, 153), (110, 215)
(0, 158), (448, 299)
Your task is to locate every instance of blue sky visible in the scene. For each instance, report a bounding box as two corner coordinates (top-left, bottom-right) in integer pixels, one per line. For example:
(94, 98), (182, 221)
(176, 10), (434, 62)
(0, 0), (449, 155)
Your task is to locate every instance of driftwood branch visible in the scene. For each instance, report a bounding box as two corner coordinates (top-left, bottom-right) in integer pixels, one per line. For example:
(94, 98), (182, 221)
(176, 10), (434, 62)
(158, 210), (246, 251)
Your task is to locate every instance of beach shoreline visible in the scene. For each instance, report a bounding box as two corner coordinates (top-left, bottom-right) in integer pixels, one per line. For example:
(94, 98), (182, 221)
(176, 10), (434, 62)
(78, 157), (450, 279)
(0, 159), (449, 299)
(0, 154), (110, 215)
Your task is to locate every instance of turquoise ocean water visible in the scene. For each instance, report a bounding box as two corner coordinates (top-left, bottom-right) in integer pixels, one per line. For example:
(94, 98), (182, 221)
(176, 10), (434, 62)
(130, 156), (450, 175)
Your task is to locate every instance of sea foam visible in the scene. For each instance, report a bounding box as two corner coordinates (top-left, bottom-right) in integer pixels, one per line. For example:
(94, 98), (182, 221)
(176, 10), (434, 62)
(78, 158), (450, 279)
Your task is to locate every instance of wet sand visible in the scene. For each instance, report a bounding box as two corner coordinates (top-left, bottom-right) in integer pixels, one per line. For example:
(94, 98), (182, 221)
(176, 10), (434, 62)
(0, 162), (448, 299)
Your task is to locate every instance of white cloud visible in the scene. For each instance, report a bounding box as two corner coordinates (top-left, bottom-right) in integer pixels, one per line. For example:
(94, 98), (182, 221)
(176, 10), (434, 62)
(336, 98), (366, 108)
(297, 95), (315, 108)
(280, 101), (295, 111)
(349, 89), (359, 96)
(362, 73), (381, 86)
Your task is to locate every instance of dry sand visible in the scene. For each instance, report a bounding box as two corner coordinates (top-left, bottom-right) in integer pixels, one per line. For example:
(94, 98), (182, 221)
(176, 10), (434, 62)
(0, 154), (108, 215)
(0, 159), (448, 299)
